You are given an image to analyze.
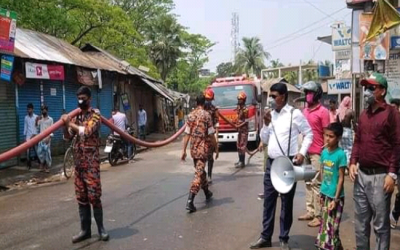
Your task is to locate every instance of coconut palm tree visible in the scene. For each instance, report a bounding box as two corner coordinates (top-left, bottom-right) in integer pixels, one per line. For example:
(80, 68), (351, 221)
(234, 37), (270, 77)
(147, 15), (184, 81)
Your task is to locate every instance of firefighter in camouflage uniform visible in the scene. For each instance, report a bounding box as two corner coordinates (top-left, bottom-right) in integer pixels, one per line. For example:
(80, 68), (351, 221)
(204, 88), (219, 183)
(235, 91), (249, 168)
(62, 86), (109, 243)
(182, 94), (218, 213)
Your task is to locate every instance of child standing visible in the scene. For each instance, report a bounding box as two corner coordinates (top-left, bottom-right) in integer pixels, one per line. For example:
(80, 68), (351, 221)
(315, 122), (347, 250)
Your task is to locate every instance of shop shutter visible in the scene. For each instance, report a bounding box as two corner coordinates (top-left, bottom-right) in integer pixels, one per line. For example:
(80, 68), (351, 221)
(17, 80), (41, 144)
(98, 82), (113, 138)
(42, 81), (64, 154)
(0, 81), (17, 168)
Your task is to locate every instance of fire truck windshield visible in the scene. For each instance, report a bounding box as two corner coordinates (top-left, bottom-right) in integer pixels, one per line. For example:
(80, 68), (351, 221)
(212, 85), (254, 108)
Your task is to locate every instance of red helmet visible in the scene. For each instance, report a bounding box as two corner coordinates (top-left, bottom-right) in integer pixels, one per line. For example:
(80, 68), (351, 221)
(237, 91), (247, 100)
(204, 88), (215, 100)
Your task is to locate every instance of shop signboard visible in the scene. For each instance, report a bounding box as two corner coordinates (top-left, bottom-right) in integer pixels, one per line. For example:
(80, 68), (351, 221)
(25, 62), (65, 80)
(385, 52), (400, 101)
(0, 8), (17, 53)
(0, 54), (14, 82)
(332, 25), (352, 51)
(328, 79), (352, 95)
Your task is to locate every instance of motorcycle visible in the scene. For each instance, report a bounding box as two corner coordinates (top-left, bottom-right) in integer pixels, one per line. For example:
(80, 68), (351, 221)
(105, 124), (137, 166)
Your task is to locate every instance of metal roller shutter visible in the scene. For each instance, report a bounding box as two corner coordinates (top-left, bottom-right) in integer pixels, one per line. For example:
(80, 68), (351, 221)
(42, 81), (64, 154)
(18, 80), (41, 145)
(0, 81), (17, 168)
(98, 82), (113, 138)
(65, 81), (81, 113)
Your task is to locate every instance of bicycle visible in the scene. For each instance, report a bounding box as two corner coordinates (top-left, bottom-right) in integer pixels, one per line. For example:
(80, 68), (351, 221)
(63, 136), (76, 179)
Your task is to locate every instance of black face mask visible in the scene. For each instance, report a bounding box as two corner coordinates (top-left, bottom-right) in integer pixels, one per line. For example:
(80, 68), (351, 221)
(78, 99), (89, 110)
(42, 111), (48, 116)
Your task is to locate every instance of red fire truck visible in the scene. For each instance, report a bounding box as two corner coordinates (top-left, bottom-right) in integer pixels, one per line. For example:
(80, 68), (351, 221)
(208, 76), (261, 146)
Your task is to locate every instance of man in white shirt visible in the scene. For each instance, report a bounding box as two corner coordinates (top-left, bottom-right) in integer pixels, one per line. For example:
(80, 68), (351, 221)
(138, 104), (147, 140)
(112, 108), (129, 135)
(24, 103), (38, 168)
(250, 83), (313, 250)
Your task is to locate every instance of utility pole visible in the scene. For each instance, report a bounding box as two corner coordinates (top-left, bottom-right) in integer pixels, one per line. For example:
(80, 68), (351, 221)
(231, 12), (239, 63)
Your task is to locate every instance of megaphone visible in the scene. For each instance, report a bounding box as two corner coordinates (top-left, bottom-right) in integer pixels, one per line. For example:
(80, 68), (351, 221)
(270, 156), (316, 194)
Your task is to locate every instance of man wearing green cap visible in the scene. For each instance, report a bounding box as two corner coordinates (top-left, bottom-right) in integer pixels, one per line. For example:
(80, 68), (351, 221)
(349, 72), (400, 250)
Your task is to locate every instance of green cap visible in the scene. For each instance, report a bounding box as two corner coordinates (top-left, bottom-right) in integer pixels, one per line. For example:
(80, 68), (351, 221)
(360, 72), (388, 89)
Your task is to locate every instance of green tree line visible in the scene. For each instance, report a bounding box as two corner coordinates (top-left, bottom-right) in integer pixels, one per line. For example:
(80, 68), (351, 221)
(0, 0), (214, 95)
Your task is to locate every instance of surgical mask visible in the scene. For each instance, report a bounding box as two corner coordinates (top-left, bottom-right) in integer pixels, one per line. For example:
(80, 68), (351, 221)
(42, 111), (47, 116)
(78, 99), (89, 110)
(306, 92), (315, 104)
(267, 98), (277, 110)
(364, 89), (375, 107)
(205, 100), (212, 106)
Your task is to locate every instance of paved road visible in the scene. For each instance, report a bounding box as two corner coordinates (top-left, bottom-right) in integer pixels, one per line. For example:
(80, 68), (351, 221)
(0, 141), (400, 250)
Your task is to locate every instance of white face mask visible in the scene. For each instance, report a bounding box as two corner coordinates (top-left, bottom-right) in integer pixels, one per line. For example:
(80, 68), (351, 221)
(267, 98), (277, 110)
(364, 89), (375, 107)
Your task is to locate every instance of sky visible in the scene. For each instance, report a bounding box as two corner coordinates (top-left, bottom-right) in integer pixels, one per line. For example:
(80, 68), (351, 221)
(173, 0), (352, 72)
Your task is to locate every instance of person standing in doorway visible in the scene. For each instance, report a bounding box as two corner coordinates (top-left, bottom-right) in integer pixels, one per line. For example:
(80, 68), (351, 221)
(181, 94), (217, 213)
(36, 105), (54, 173)
(138, 104), (147, 140)
(235, 91), (249, 168)
(337, 96), (355, 166)
(62, 86), (109, 243)
(349, 73), (400, 250)
(329, 99), (338, 124)
(250, 82), (313, 250)
(299, 81), (330, 228)
(204, 88), (219, 183)
(24, 103), (38, 168)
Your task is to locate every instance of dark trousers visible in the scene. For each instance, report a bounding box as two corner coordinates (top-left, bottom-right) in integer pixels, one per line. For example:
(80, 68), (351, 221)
(261, 157), (297, 242)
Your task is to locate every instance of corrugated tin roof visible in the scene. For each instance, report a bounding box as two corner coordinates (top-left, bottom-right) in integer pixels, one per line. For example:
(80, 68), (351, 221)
(14, 28), (126, 74)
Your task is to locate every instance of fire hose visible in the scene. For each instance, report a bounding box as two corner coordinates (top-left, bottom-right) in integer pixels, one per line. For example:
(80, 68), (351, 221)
(0, 108), (186, 164)
(217, 111), (259, 164)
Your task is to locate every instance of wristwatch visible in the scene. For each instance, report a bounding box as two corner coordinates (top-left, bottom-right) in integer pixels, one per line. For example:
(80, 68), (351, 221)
(389, 172), (398, 181)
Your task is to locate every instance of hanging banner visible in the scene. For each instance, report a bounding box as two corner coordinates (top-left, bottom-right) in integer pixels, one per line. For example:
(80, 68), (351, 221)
(328, 79), (352, 95)
(0, 55), (14, 82)
(0, 8), (17, 53)
(25, 62), (65, 80)
(359, 13), (390, 60)
(76, 67), (99, 86)
(332, 24), (352, 51)
(385, 52), (400, 101)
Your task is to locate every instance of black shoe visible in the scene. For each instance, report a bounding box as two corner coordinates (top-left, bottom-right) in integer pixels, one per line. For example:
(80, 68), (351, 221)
(186, 193), (196, 213)
(204, 189), (213, 201)
(280, 241), (290, 250)
(250, 238), (271, 249)
(72, 204), (92, 243)
(93, 207), (109, 241)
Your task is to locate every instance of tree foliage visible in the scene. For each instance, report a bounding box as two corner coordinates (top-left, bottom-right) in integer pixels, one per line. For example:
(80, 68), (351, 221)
(216, 62), (235, 77)
(234, 37), (270, 77)
(1, 0), (214, 90)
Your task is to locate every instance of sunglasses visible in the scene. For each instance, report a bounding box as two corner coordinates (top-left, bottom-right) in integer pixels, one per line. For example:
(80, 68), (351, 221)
(364, 85), (377, 91)
(269, 94), (278, 99)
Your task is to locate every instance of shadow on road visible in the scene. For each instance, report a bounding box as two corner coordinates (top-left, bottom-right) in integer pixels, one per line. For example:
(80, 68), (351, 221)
(290, 234), (318, 250)
(108, 226), (139, 239)
(199, 197), (235, 211)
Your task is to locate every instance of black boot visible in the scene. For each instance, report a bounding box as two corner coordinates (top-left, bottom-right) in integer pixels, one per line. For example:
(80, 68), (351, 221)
(186, 193), (196, 213)
(236, 154), (245, 168)
(72, 204), (92, 243)
(204, 187), (213, 201)
(207, 159), (214, 183)
(234, 153), (241, 167)
(93, 207), (109, 241)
